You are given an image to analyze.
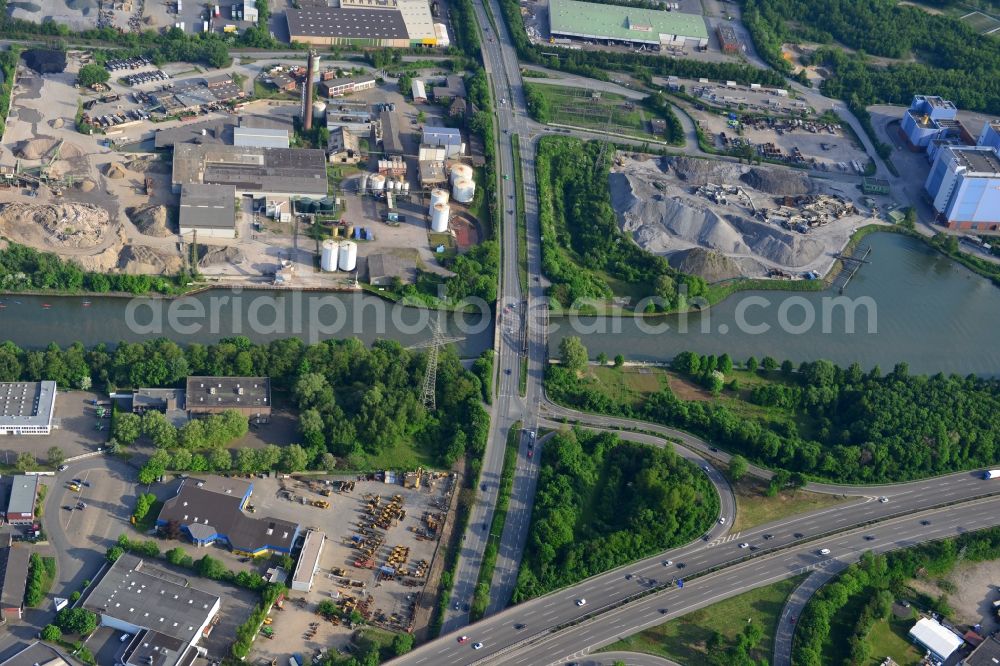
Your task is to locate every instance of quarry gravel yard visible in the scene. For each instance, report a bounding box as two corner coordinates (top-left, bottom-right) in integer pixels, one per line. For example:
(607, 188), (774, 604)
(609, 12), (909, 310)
(609, 154), (881, 280)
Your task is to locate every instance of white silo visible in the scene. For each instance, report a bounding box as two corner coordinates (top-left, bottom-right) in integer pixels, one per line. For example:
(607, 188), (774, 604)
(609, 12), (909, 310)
(313, 100), (327, 120)
(338, 240), (358, 271)
(321, 239), (339, 272)
(402, 181), (411, 194)
(369, 174), (386, 192)
(453, 178), (476, 203)
(430, 188), (449, 208)
(358, 173), (369, 193)
(450, 162), (473, 185)
(431, 203), (450, 232)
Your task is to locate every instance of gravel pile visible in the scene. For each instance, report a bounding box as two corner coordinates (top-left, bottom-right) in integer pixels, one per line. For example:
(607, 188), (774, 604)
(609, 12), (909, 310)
(126, 204), (174, 237)
(740, 167), (813, 195)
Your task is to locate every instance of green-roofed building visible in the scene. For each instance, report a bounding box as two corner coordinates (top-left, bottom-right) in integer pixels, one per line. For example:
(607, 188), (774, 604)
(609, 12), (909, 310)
(548, 0), (709, 48)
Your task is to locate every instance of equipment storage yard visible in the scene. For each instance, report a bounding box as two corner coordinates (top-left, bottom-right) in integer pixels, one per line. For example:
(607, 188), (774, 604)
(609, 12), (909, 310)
(247, 472), (457, 663)
(609, 154), (881, 281)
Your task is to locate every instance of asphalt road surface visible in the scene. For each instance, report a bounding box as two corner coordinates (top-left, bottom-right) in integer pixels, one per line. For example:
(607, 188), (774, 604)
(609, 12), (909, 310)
(393, 495), (1000, 665)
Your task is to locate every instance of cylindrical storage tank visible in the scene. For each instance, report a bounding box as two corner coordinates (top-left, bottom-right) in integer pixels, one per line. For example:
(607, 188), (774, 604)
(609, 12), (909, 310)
(313, 100), (327, 119)
(321, 239), (338, 272)
(430, 188), (449, 208)
(431, 203), (450, 232)
(338, 241), (358, 271)
(345, 225), (354, 239)
(320, 197), (334, 212)
(452, 178), (476, 203)
(450, 163), (473, 185)
(369, 174), (386, 192)
(402, 181), (411, 194)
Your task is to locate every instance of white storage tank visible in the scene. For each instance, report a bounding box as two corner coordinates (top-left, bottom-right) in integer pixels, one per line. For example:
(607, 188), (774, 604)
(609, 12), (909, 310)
(321, 239), (339, 272)
(402, 181), (411, 194)
(430, 188), (449, 208)
(313, 100), (327, 120)
(431, 203), (450, 232)
(369, 174), (386, 192)
(453, 178), (476, 203)
(338, 240), (358, 271)
(450, 163), (473, 185)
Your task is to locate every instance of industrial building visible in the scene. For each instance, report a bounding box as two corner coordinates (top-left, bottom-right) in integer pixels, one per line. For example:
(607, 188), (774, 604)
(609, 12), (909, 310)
(171, 144), (328, 199)
(977, 120), (1000, 151)
(433, 75), (467, 101)
(81, 553), (219, 666)
(319, 75), (377, 98)
(908, 617), (964, 663)
(411, 79), (427, 103)
(0, 536), (30, 620)
(291, 529), (325, 592)
(548, 0), (708, 49)
(185, 376), (271, 418)
(328, 126), (361, 164)
(0, 642), (72, 666)
(233, 125), (290, 149)
(130, 388), (185, 414)
(286, 7), (412, 47)
(5, 475), (39, 525)
(156, 477), (300, 555)
(925, 145), (1000, 230)
(422, 126), (464, 157)
(328, 106), (375, 136)
(901, 95), (962, 150)
(861, 177), (890, 195)
(0, 381), (56, 435)
(178, 184), (237, 239)
(378, 110), (406, 155)
(965, 633), (1000, 666)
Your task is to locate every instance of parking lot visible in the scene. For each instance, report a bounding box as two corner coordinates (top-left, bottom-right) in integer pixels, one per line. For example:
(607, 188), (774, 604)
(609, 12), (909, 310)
(0, 390), (109, 466)
(248, 474), (456, 663)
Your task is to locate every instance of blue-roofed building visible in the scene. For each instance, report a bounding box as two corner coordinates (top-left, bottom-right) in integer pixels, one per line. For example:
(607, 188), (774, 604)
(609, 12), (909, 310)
(901, 95), (958, 150)
(925, 144), (1000, 230)
(977, 120), (1000, 152)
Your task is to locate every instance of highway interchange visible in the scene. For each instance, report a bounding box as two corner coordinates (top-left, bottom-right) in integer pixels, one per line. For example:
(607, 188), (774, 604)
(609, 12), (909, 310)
(391, 0), (1000, 663)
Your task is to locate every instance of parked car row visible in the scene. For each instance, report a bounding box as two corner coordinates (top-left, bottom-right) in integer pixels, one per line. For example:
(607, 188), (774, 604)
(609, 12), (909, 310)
(84, 108), (150, 128)
(123, 70), (169, 86)
(105, 56), (152, 72)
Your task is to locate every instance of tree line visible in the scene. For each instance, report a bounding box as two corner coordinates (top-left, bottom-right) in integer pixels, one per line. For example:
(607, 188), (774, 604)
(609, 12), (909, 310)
(536, 137), (707, 309)
(547, 342), (1000, 484)
(0, 336), (491, 476)
(794, 526), (1000, 665)
(743, 0), (1000, 113)
(512, 427), (718, 601)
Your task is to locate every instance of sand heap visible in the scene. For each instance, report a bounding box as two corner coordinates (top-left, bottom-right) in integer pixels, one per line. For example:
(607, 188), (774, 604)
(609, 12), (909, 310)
(609, 156), (827, 275)
(126, 204), (174, 237)
(0, 202), (111, 249)
(15, 137), (84, 161)
(105, 162), (128, 179)
(117, 245), (184, 275)
(198, 245), (246, 267)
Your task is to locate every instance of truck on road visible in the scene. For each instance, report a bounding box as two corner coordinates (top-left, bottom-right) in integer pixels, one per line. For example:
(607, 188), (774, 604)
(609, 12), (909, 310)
(984, 469), (1000, 479)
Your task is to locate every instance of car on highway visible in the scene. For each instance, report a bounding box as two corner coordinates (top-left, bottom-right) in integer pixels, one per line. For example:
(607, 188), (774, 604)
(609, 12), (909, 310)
(457, 636), (469, 644)
(659, 608), (669, 614)
(57, 465), (68, 472)
(763, 534), (774, 540)
(62, 505), (73, 511)
(625, 574), (633, 580)
(879, 496), (889, 503)
(738, 542), (749, 549)
(920, 520), (931, 525)
(463, 603), (470, 612)
(662, 560), (673, 566)
(505, 368), (512, 375)
(793, 532), (804, 538)
(472, 642), (483, 650)
(576, 598), (586, 607)
(513, 623), (525, 631)
(481, 482), (488, 491)
(718, 517), (726, 524)
(527, 450), (533, 458)
(818, 548), (831, 555)
(864, 535), (876, 541)
(454, 602), (460, 610)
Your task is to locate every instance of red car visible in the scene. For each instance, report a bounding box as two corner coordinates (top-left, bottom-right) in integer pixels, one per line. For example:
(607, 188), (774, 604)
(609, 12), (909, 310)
(527, 450), (533, 458)
(457, 636), (470, 644)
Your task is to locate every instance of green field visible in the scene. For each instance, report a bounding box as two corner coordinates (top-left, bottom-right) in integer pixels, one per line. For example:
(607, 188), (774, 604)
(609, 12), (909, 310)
(865, 614), (923, 666)
(604, 576), (805, 664)
(528, 83), (660, 139)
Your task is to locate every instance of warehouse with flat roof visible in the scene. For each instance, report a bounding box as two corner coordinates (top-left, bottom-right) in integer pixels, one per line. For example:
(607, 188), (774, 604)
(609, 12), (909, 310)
(0, 381), (56, 435)
(179, 184), (237, 239)
(291, 529), (325, 591)
(171, 144), (328, 199)
(548, 0), (708, 48)
(185, 376), (271, 418)
(286, 7), (412, 47)
(5, 475), (39, 525)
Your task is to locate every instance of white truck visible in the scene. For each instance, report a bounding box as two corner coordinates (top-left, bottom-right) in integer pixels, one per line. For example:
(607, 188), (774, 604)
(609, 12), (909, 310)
(984, 469), (1000, 480)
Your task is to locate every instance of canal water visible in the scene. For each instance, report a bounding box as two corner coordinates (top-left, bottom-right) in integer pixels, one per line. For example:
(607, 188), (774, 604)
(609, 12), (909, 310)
(550, 232), (1000, 376)
(0, 289), (495, 358)
(2, 233), (999, 374)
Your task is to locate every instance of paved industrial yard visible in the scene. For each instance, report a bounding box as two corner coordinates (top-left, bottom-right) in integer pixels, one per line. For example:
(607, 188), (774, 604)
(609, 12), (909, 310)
(248, 474), (455, 663)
